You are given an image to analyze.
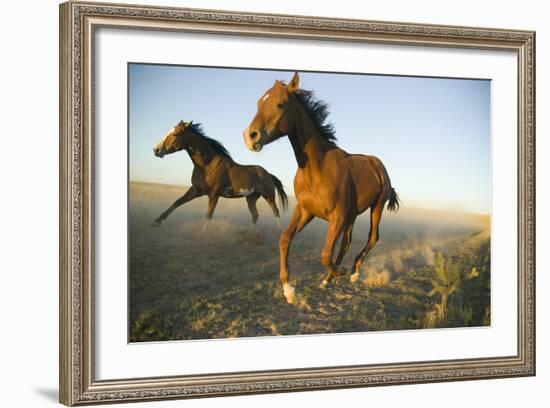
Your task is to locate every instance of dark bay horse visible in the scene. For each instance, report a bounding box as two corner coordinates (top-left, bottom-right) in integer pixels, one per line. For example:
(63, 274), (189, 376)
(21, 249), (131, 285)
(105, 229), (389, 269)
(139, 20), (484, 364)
(243, 72), (399, 304)
(152, 120), (288, 230)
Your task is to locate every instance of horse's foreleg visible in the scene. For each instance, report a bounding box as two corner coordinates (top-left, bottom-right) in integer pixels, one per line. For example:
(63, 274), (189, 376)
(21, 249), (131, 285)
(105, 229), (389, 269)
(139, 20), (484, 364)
(151, 186), (201, 227)
(200, 194), (220, 232)
(319, 214), (346, 289)
(350, 202), (384, 283)
(279, 205), (313, 304)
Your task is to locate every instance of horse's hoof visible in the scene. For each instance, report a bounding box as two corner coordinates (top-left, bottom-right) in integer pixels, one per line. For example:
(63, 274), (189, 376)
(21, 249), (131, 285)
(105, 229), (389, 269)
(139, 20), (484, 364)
(283, 283), (296, 304)
(151, 220), (161, 227)
(350, 272), (360, 283)
(319, 280), (329, 289)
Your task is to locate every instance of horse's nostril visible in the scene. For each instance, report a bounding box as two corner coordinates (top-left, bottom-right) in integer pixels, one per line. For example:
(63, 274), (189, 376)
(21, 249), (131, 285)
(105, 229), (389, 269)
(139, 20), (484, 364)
(249, 131), (258, 140)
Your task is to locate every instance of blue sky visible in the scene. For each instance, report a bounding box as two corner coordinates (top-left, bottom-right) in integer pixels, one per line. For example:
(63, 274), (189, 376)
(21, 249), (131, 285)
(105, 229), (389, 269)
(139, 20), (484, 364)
(129, 64), (491, 214)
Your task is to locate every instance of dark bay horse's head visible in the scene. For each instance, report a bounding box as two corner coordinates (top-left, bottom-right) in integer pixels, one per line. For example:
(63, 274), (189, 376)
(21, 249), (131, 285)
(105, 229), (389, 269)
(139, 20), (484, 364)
(153, 120), (194, 158)
(243, 72), (300, 152)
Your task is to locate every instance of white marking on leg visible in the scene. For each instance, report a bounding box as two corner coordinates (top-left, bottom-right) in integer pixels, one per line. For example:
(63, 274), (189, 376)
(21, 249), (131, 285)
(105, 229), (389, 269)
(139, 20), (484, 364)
(276, 217), (281, 229)
(350, 272), (360, 283)
(319, 279), (329, 289)
(282, 282), (296, 304)
(200, 218), (209, 233)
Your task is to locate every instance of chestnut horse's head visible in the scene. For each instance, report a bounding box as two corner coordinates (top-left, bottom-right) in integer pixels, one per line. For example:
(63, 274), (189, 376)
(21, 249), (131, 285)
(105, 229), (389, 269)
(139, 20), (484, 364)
(153, 120), (194, 158)
(243, 72), (301, 152)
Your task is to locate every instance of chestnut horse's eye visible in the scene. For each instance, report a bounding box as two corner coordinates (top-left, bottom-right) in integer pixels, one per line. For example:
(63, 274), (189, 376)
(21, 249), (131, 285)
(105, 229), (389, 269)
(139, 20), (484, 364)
(277, 103), (285, 110)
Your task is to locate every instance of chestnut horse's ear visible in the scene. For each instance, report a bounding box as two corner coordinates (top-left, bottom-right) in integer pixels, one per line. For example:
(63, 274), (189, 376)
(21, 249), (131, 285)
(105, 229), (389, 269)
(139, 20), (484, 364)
(188, 120), (193, 127)
(287, 72), (300, 92)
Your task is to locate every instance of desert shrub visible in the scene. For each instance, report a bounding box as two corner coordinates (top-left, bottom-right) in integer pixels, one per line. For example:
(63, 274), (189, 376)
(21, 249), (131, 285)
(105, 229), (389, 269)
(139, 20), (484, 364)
(425, 252), (480, 327)
(423, 301), (474, 329)
(428, 252), (462, 320)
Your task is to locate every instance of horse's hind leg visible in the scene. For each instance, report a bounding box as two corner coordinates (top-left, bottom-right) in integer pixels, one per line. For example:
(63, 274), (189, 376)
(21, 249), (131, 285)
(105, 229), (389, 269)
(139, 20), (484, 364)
(335, 221), (354, 268)
(246, 193), (261, 226)
(264, 195), (281, 229)
(151, 186), (201, 227)
(350, 201), (384, 283)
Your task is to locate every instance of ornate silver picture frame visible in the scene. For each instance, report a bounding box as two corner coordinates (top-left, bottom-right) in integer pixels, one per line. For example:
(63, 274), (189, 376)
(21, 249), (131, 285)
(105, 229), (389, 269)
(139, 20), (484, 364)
(59, 1), (535, 405)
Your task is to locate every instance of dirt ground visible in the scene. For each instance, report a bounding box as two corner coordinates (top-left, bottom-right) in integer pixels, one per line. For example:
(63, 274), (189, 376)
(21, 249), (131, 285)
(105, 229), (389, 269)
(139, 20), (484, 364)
(129, 181), (491, 342)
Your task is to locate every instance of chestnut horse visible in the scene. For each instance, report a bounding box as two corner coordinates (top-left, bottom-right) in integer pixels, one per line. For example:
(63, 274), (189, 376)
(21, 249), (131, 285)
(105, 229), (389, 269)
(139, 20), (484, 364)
(152, 120), (287, 230)
(243, 72), (399, 304)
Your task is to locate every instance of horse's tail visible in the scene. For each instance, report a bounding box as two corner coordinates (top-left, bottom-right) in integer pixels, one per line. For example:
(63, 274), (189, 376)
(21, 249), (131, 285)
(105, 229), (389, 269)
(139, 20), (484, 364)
(387, 187), (400, 213)
(270, 174), (288, 211)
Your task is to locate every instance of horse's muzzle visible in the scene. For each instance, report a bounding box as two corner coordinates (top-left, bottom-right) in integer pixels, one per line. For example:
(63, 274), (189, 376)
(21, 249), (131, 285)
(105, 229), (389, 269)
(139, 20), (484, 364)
(153, 147), (165, 158)
(243, 129), (263, 152)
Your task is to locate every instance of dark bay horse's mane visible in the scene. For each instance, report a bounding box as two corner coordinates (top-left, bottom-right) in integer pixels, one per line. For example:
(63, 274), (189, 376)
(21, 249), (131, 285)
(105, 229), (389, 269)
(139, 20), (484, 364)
(293, 88), (337, 145)
(190, 122), (232, 159)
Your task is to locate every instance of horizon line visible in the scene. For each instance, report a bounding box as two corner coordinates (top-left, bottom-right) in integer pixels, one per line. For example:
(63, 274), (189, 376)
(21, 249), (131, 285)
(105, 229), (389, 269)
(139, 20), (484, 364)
(129, 179), (491, 217)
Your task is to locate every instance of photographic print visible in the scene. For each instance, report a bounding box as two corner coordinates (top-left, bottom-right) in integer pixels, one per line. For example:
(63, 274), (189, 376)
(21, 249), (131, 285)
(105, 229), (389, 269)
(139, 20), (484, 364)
(129, 65), (491, 342)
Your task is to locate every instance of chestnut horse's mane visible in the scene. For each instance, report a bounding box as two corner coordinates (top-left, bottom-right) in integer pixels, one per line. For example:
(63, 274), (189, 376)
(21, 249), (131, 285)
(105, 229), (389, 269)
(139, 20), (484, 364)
(189, 122), (232, 159)
(293, 88), (337, 145)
